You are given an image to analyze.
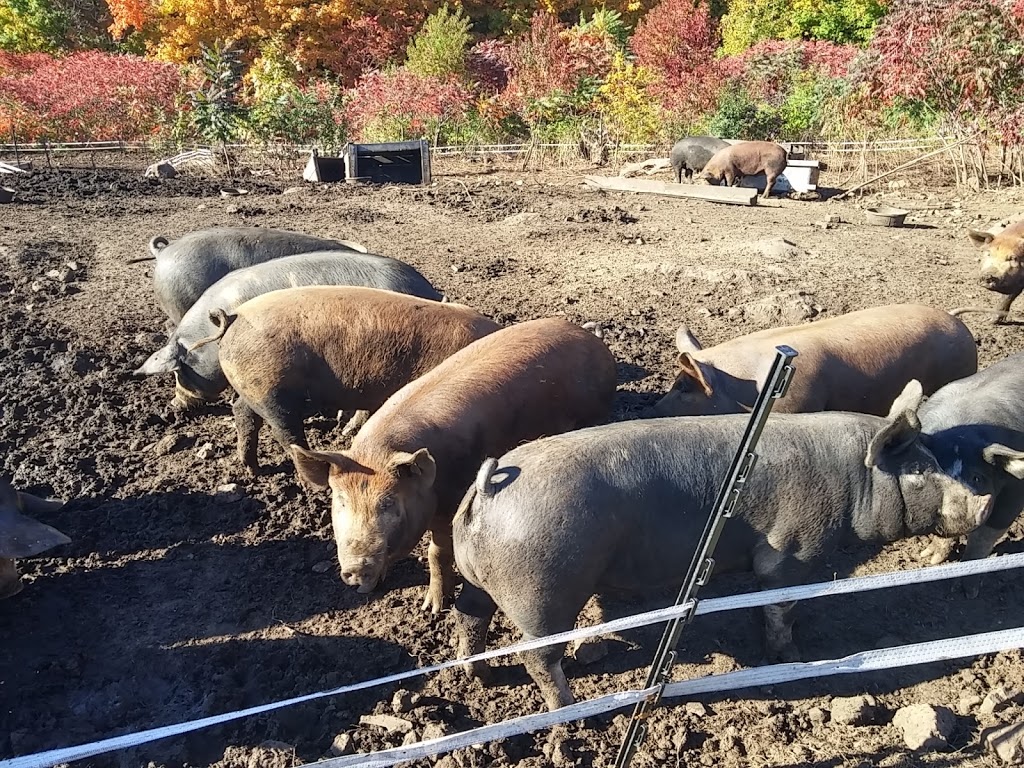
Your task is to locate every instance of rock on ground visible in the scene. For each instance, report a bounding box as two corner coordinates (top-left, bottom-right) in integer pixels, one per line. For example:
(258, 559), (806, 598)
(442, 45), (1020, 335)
(983, 721), (1024, 764)
(830, 695), (880, 726)
(892, 704), (955, 751)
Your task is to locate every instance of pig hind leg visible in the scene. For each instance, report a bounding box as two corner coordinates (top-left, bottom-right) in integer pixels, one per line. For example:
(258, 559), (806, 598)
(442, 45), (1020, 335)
(455, 582), (498, 682)
(233, 398), (265, 472)
(762, 168), (780, 198)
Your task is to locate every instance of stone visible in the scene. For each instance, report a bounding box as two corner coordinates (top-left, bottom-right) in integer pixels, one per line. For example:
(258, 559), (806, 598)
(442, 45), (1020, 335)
(958, 693), (984, 716)
(830, 694), (879, 726)
(153, 433), (188, 457)
(392, 689), (416, 714)
(360, 714), (414, 734)
(215, 483), (242, 503)
(196, 442), (215, 460)
(402, 731), (419, 747)
(329, 733), (353, 756)
(981, 686), (1024, 717)
(892, 704), (956, 751)
(312, 560), (333, 574)
(422, 722), (450, 741)
(983, 721), (1024, 764)
(686, 702), (708, 718)
(807, 706), (829, 725)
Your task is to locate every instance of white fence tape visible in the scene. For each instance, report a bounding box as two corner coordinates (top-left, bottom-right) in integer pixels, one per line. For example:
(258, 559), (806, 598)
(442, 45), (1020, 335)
(4, 551), (1023, 768)
(320, 626), (1024, 768)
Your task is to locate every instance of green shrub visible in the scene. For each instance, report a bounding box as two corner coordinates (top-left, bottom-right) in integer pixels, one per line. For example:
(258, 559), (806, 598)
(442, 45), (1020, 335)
(706, 85), (780, 139)
(405, 3), (472, 79)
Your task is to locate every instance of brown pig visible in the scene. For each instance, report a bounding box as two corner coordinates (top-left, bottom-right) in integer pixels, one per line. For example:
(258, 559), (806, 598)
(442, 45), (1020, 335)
(648, 304), (977, 419)
(207, 286), (501, 472)
(968, 219), (1024, 318)
(700, 140), (788, 199)
(291, 317), (617, 613)
(1, 478), (69, 600)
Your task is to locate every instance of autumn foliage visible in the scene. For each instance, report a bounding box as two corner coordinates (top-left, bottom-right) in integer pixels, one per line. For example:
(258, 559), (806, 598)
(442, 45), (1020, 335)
(0, 50), (180, 140)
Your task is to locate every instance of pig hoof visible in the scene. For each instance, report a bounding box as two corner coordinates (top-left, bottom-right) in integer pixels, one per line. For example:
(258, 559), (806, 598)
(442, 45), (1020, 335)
(462, 660), (492, 684)
(420, 589), (445, 614)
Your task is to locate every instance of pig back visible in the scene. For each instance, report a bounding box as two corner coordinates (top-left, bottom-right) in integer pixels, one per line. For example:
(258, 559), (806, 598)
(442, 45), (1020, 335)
(354, 317), (618, 511)
(157, 251), (444, 398)
(219, 286), (499, 409)
(455, 414), (881, 614)
(152, 227), (347, 322)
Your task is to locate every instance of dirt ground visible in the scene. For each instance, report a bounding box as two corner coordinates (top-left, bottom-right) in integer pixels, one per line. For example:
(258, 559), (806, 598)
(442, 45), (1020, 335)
(2, 151), (1024, 768)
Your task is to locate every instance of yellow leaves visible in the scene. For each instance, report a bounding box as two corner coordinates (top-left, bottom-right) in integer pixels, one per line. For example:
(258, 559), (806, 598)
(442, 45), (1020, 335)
(149, 0), (355, 63)
(597, 50), (663, 142)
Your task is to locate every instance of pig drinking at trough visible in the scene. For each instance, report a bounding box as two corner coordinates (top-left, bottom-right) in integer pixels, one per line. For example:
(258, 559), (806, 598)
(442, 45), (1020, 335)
(453, 381), (1001, 710)
(134, 251), (443, 411)
(648, 304), (977, 419)
(207, 286), (500, 472)
(700, 140), (788, 199)
(669, 136), (730, 183)
(914, 351), (1024, 577)
(0, 478), (69, 600)
(131, 227), (369, 325)
(964, 219), (1024, 321)
(291, 317), (617, 614)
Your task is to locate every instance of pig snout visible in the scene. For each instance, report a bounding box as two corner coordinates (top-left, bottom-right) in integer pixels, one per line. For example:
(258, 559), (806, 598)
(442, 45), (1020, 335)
(338, 556), (385, 592)
(937, 479), (994, 537)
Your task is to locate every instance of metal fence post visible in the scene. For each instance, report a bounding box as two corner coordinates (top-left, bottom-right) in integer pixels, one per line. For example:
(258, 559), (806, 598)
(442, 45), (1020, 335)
(613, 344), (798, 768)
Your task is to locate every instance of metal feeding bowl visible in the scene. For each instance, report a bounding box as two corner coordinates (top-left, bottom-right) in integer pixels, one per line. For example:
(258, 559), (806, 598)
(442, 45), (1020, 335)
(219, 187), (249, 197)
(865, 205), (909, 228)
(0, 187), (15, 204)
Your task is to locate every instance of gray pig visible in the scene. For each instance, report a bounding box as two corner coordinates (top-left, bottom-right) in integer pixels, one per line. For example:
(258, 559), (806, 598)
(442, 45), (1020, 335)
(915, 351), (1024, 573)
(131, 227), (368, 324)
(0, 478), (69, 600)
(135, 251), (443, 409)
(669, 136), (730, 183)
(453, 381), (1009, 710)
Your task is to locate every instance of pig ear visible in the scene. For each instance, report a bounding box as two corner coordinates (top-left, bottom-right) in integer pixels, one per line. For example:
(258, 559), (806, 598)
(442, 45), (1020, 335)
(135, 343), (181, 376)
(16, 492), (65, 516)
(982, 444), (1024, 480)
(865, 410), (922, 468)
(0, 511), (71, 559)
(885, 379), (925, 420)
(291, 446), (362, 489)
(675, 353), (713, 397)
(391, 448), (436, 487)
(968, 229), (996, 247)
(674, 324), (703, 353)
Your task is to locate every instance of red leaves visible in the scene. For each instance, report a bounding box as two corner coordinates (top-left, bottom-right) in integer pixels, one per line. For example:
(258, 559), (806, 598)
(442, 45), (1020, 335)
(503, 12), (579, 111)
(0, 51), (180, 141)
(629, 0), (721, 126)
(866, 0), (1024, 138)
(344, 69), (474, 140)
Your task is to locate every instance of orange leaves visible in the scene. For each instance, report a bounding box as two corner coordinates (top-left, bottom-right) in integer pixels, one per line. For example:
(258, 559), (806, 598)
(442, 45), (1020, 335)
(107, 0), (152, 36)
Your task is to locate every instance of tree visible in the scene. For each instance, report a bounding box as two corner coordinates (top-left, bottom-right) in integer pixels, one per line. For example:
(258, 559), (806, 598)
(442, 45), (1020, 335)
(406, 3), (472, 78)
(0, 0), (70, 52)
(868, 0), (1024, 137)
(630, 0), (722, 129)
(721, 0), (887, 54)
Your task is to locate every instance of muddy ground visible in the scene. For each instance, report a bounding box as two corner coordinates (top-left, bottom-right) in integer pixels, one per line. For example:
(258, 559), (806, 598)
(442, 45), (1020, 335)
(2, 152), (1024, 768)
